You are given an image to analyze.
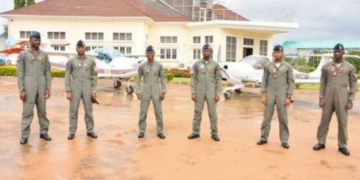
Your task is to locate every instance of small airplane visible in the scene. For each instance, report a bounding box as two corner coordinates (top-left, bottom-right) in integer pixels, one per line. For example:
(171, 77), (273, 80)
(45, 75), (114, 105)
(220, 54), (360, 99)
(0, 37), (144, 94)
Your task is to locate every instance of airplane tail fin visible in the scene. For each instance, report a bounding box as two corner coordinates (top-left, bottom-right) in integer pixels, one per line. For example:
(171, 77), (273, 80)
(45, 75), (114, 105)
(308, 56), (332, 78)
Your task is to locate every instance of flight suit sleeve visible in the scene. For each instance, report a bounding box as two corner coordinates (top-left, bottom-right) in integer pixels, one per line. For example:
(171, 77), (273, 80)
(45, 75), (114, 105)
(91, 60), (98, 92)
(65, 60), (73, 92)
(17, 52), (25, 91)
(348, 66), (357, 102)
(286, 65), (295, 96)
(190, 62), (197, 94)
(319, 66), (327, 99)
(136, 64), (143, 94)
(261, 65), (268, 93)
(215, 63), (222, 96)
(45, 54), (52, 90)
(159, 64), (167, 94)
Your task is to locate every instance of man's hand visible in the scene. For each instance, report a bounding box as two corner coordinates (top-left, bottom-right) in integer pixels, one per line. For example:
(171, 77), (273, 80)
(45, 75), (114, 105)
(137, 94), (142, 100)
(20, 90), (27, 102)
(346, 102), (353, 110)
(45, 89), (51, 99)
(214, 95), (220, 103)
(160, 93), (165, 101)
(91, 91), (97, 99)
(191, 94), (197, 102)
(261, 97), (266, 105)
(319, 99), (325, 108)
(66, 92), (72, 101)
(284, 98), (291, 106)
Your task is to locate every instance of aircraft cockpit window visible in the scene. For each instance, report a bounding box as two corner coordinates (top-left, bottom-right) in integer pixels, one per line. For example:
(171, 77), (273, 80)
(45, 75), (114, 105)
(240, 55), (270, 70)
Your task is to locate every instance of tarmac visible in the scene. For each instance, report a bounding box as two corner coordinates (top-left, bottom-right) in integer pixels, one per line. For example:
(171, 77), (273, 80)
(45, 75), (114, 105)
(1, 76), (360, 180)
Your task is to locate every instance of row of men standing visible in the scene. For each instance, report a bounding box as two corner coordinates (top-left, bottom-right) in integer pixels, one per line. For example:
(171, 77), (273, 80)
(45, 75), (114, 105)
(16, 32), (357, 156)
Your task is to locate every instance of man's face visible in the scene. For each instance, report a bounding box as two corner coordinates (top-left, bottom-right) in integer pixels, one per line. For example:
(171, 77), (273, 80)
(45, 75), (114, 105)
(146, 51), (155, 60)
(30, 38), (41, 49)
(273, 51), (283, 60)
(76, 46), (86, 56)
(334, 50), (344, 60)
(202, 49), (211, 59)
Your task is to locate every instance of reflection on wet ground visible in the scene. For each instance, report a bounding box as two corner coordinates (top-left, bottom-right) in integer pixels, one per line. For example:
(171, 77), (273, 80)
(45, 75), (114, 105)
(1, 77), (360, 179)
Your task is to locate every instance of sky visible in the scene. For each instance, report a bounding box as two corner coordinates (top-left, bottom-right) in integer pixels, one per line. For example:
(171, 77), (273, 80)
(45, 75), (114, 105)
(1, 0), (360, 43)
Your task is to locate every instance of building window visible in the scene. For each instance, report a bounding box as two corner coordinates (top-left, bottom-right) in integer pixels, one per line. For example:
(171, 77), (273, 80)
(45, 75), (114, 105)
(244, 38), (254, 46)
(193, 36), (201, 44)
(85, 46), (103, 51)
(160, 36), (177, 43)
(48, 32), (66, 40)
(160, 48), (177, 60)
(20, 45), (29, 49)
(51, 46), (66, 51)
(205, 36), (213, 44)
(260, 40), (268, 56)
(226, 36), (237, 62)
(85, 32), (104, 41)
(193, 49), (201, 60)
(113, 33), (132, 41)
(20, 31), (33, 39)
(114, 46), (132, 55)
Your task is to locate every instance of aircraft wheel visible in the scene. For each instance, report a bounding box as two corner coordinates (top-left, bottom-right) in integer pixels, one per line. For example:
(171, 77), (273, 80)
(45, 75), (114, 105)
(126, 85), (134, 94)
(114, 80), (121, 89)
(224, 91), (232, 99)
(6, 60), (12, 65)
(235, 89), (242, 94)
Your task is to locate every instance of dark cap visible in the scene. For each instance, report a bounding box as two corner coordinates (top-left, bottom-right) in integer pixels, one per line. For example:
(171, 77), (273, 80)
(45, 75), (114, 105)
(334, 43), (344, 51)
(146, 45), (154, 52)
(30, 31), (41, 40)
(76, 40), (85, 47)
(273, 45), (283, 51)
(202, 43), (212, 50)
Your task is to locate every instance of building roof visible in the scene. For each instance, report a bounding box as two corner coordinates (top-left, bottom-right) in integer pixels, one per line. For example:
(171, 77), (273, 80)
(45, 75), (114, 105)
(283, 39), (360, 49)
(1, 0), (191, 22)
(213, 3), (248, 21)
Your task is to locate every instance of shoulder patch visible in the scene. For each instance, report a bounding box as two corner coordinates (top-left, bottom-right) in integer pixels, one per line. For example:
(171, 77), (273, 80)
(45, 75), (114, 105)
(17, 54), (22, 62)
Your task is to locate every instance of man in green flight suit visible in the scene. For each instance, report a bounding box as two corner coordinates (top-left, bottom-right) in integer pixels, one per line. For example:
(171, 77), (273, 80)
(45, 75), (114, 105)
(257, 45), (294, 149)
(188, 44), (222, 141)
(313, 43), (357, 156)
(17, 31), (52, 145)
(65, 40), (98, 140)
(136, 46), (167, 139)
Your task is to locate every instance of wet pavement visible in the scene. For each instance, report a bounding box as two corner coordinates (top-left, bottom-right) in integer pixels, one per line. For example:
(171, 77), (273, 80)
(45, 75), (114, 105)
(1, 76), (360, 180)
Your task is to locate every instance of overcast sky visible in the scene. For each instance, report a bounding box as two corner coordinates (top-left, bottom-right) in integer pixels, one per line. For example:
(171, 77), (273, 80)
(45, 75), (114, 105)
(1, 0), (359, 44)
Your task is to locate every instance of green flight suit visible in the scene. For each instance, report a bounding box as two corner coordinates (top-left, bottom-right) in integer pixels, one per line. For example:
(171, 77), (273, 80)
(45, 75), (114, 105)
(136, 61), (167, 134)
(317, 61), (357, 148)
(190, 59), (222, 135)
(260, 61), (294, 143)
(17, 49), (52, 137)
(65, 56), (98, 134)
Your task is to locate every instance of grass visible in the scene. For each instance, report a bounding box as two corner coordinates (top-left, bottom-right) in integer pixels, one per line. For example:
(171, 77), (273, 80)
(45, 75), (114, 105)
(296, 84), (320, 90)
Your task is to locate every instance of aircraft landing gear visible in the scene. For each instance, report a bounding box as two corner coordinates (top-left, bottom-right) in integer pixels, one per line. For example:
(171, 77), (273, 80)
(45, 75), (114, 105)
(114, 80), (121, 89)
(224, 91), (232, 99)
(234, 89), (242, 94)
(126, 85), (134, 94)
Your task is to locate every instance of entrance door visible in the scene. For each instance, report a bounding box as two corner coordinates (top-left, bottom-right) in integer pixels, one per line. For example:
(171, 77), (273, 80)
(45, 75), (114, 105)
(243, 48), (253, 58)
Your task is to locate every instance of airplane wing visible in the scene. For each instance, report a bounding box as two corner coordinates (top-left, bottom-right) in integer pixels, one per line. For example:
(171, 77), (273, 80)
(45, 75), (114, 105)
(0, 47), (24, 54)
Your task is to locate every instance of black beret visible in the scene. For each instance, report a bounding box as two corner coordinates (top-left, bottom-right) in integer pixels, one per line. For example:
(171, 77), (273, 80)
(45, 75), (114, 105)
(76, 40), (85, 47)
(273, 45), (283, 51)
(146, 45), (154, 52)
(202, 43), (212, 50)
(334, 43), (345, 51)
(30, 31), (41, 39)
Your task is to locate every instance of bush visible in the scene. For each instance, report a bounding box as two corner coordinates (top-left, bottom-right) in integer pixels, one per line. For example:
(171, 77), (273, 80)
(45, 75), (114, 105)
(166, 73), (174, 81)
(165, 69), (191, 78)
(357, 74), (360, 79)
(295, 84), (301, 89)
(0, 65), (65, 77)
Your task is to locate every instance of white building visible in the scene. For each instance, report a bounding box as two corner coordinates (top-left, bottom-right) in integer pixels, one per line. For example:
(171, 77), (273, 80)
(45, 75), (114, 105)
(1, 0), (298, 68)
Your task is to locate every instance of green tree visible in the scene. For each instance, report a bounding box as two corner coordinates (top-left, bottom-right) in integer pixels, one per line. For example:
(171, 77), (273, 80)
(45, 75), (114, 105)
(14, 0), (35, 9)
(346, 51), (360, 72)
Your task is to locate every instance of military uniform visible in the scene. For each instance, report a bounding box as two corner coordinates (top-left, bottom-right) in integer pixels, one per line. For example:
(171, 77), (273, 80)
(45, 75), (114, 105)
(258, 45), (294, 148)
(314, 43), (357, 156)
(17, 31), (52, 144)
(136, 46), (167, 138)
(189, 44), (222, 140)
(65, 40), (98, 138)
